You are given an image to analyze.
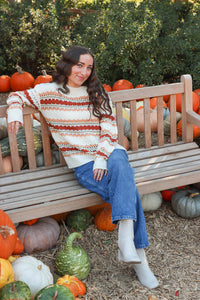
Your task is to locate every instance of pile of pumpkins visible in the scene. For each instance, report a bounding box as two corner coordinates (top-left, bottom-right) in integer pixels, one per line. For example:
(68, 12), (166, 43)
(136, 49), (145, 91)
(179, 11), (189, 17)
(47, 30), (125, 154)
(1, 184), (200, 298)
(0, 202), (119, 299)
(0, 66), (53, 93)
(103, 79), (200, 139)
(0, 209), (90, 299)
(0, 66), (57, 174)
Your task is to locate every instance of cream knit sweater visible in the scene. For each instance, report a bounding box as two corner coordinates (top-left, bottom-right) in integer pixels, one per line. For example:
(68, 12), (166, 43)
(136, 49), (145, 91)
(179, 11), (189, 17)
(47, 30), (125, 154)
(7, 82), (123, 169)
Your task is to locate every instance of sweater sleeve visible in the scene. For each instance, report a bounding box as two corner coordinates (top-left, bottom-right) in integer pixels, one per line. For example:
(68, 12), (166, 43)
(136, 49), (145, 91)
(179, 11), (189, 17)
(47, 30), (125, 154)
(6, 87), (41, 125)
(93, 103), (118, 170)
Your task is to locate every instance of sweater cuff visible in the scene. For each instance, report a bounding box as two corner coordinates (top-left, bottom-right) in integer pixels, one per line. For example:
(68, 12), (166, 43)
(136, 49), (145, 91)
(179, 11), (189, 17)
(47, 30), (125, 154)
(93, 157), (107, 170)
(7, 107), (23, 125)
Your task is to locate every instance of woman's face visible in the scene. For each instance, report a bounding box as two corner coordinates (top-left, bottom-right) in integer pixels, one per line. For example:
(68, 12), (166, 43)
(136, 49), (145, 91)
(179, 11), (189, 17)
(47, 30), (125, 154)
(67, 54), (94, 88)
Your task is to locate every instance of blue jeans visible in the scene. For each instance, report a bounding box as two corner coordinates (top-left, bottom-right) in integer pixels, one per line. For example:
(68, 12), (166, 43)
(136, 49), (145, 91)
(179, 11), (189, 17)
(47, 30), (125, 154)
(74, 149), (149, 249)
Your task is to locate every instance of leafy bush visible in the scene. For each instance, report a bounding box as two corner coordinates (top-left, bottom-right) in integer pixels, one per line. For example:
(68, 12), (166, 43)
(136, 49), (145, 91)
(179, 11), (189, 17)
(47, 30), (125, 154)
(69, 0), (200, 89)
(0, 0), (200, 89)
(0, 0), (69, 76)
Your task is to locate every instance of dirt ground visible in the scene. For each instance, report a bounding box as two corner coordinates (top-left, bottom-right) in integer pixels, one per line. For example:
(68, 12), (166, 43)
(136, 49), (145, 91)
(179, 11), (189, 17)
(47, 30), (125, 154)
(30, 201), (200, 300)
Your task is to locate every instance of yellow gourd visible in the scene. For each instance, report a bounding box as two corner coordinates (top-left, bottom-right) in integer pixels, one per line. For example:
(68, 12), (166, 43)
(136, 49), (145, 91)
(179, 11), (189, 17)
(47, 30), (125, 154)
(0, 258), (14, 288)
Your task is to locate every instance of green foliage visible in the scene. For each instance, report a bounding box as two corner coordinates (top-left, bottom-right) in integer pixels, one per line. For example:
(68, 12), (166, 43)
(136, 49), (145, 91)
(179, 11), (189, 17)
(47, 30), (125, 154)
(0, 0), (200, 89)
(69, 0), (200, 89)
(0, 0), (69, 76)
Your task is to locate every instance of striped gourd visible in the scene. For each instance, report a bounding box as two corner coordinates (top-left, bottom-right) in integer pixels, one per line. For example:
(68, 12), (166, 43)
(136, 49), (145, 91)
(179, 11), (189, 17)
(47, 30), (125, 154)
(55, 232), (91, 280)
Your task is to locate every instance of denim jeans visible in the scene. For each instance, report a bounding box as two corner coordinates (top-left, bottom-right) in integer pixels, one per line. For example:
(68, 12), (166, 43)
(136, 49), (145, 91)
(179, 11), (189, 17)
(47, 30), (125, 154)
(74, 149), (149, 249)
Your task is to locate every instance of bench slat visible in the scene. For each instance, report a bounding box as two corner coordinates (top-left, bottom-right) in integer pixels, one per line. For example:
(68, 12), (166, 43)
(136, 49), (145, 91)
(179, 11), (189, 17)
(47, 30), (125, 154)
(0, 180), (81, 200)
(0, 171), (76, 194)
(0, 186), (91, 211)
(128, 142), (199, 161)
(135, 160), (200, 181)
(0, 165), (72, 186)
(6, 193), (103, 223)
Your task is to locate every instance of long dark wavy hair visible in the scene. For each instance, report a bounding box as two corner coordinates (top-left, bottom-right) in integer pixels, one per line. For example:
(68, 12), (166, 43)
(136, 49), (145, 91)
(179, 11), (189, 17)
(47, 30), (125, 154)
(52, 45), (112, 119)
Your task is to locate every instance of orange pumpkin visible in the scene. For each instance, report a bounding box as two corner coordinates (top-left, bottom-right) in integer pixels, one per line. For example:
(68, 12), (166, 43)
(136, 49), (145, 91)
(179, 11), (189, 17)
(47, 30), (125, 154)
(86, 202), (111, 216)
(136, 84), (146, 88)
(177, 119), (200, 139)
(10, 66), (34, 91)
(34, 70), (52, 87)
(150, 97), (167, 109)
(163, 94), (170, 103)
(168, 92), (199, 113)
(12, 237), (24, 254)
(161, 189), (177, 202)
(112, 79), (134, 91)
(56, 275), (86, 297)
(50, 212), (69, 223)
(22, 218), (38, 225)
(103, 84), (112, 92)
(0, 75), (10, 92)
(0, 210), (17, 259)
(94, 207), (117, 231)
(194, 88), (200, 97)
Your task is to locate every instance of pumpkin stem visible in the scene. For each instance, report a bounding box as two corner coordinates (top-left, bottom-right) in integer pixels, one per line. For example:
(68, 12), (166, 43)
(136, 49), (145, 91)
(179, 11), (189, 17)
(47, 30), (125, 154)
(16, 65), (24, 74)
(42, 70), (47, 76)
(11, 283), (16, 292)
(190, 192), (199, 198)
(0, 225), (15, 239)
(37, 264), (42, 270)
(52, 290), (58, 300)
(65, 232), (82, 249)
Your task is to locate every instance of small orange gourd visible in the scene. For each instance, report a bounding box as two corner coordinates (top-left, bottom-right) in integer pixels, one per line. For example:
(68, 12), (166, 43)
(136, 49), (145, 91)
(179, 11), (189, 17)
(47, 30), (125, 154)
(0, 75), (10, 92)
(56, 275), (86, 297)
(86, 202), (111, 216)
(12, 237), (24, 254)
(34, 70), (52, 87)
(103, 84), (112, 92)
(22, 218), (38, 226)
(177, 119), (200, 139)
(150, 97), (167, 109)
(112, 79), (133, 91)
(94, 207), (117, 231)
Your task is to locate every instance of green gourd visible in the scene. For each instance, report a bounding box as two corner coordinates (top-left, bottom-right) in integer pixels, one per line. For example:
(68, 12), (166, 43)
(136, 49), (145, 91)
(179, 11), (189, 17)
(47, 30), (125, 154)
(55, 232), (91, 280)
(66, 209), (92, 231)
(0, 127), (42, 157)
(0, 280), (32, 300)
(171, 188), (200, 218)
(34, 284), (74, 300)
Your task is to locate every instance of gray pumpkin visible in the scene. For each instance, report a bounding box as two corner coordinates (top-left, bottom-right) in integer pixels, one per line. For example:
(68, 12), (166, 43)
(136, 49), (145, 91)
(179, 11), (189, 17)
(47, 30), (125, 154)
(171, 188), (200, 218)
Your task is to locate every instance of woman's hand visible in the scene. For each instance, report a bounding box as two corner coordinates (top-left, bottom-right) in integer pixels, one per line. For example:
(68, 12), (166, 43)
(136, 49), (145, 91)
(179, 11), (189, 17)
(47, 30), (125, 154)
(8, 121), (21, 134)
(93, 168), (108, 181)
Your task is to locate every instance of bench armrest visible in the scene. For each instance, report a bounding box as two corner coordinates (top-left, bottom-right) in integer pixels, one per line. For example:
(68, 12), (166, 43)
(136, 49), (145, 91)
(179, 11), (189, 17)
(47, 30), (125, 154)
(186, 110), (200, 128)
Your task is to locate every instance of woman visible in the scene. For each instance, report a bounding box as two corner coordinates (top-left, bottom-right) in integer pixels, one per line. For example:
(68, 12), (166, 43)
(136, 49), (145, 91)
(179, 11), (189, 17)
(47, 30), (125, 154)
(7, 45), (158, 289)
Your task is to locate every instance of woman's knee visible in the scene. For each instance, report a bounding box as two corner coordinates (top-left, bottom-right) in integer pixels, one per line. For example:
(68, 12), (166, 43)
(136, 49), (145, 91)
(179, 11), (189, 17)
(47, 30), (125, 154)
(108, 149), (131, 172)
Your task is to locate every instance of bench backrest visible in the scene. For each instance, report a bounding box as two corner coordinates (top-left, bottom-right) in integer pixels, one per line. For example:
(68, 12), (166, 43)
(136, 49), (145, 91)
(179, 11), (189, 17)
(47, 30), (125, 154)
(0, 74), (193, 174)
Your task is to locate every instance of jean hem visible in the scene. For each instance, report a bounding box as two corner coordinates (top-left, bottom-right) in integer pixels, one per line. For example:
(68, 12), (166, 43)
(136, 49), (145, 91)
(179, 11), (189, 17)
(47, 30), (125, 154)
(135, 242), (149, 249)
(112, 215), (137, 224)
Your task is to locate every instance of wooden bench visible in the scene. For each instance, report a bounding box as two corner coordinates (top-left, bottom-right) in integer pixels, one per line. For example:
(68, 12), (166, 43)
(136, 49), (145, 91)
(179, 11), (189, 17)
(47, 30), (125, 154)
(1, 74), (200, 223)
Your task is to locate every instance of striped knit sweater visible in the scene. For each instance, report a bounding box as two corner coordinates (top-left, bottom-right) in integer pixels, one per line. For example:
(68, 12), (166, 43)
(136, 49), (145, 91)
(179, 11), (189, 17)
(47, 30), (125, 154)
(7, 82), (123, 169)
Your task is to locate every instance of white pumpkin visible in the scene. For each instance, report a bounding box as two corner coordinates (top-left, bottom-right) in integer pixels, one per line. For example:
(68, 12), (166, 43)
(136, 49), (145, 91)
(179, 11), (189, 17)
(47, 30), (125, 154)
(141, 192), (163, 211)
(12, 256), (53, 297)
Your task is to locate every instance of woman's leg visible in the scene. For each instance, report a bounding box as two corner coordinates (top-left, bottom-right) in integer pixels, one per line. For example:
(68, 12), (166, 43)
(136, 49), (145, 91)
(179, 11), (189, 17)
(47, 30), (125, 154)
(74, 149), (158, 288)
